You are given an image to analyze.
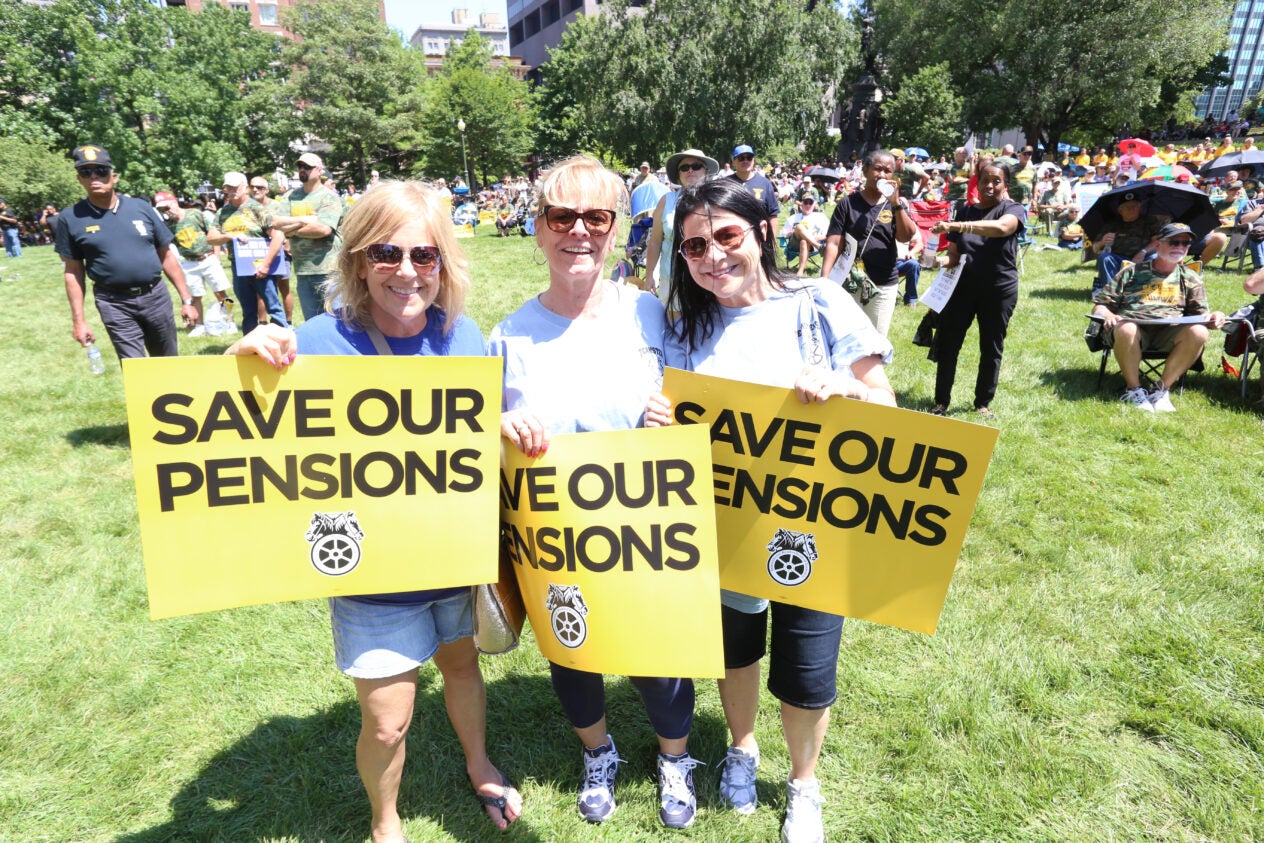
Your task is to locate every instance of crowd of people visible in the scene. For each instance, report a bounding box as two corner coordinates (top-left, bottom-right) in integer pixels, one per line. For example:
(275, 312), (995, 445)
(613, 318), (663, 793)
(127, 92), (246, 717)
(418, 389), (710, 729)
(35, 128), (1262, 842)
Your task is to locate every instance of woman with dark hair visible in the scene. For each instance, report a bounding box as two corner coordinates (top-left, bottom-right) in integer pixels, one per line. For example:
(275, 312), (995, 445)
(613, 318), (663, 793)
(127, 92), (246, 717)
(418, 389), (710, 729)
(227, 181), (522, 841)
(819, 148), (916, 336)
(652, 178), (895, 843)
(488, 154), (701, 830)
(928, 160), (1025, 419)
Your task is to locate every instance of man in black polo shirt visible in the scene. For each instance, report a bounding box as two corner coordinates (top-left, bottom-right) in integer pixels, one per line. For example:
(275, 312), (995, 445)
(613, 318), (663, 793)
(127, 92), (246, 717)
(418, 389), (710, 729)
(53, 145), (198, 360)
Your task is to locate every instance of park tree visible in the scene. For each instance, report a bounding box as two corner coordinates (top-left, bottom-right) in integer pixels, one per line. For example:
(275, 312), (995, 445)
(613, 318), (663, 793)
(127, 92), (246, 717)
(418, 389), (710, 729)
(279, 0), (429, 186)
(0, 0), (287, 197)
(882, 63), (964, 158)
(415, 33), (538, 185)
(872, 0), (1233, 152)
(0, 138), (83, 216)
(538, 0), (854, 166)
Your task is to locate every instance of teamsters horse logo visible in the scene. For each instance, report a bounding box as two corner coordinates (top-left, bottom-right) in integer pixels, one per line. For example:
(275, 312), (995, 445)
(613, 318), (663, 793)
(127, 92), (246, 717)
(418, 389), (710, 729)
(305, 511), (364, 576)
(545, 583), (589, 649)
(765, 528), (818, 586)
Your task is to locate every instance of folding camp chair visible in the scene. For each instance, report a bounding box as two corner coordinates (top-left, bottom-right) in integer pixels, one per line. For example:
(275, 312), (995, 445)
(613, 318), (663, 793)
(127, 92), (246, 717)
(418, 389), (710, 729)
(780, 235), (822, 274)
(1086, 314), (1205, 391)
(1219, 229), (1249, 273)
(1222, 295), (1264, 398)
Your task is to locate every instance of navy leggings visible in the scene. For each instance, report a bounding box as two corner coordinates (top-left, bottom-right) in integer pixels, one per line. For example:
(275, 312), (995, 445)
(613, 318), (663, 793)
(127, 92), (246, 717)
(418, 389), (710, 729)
(549, 662), (694, 740)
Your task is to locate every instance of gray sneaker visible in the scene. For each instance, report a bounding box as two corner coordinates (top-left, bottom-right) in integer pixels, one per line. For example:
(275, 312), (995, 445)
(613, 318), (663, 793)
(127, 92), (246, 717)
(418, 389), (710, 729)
(781, 777), (825, 843)
(657, 752), (704, 829)
(718, 745), (759, 815)
(577, 736), (621, 823)
(1121, 386), (1154, 411)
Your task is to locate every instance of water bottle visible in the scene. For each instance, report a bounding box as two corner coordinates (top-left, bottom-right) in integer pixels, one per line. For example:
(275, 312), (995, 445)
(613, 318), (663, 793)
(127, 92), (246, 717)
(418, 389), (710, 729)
(86, 342), (106, 375)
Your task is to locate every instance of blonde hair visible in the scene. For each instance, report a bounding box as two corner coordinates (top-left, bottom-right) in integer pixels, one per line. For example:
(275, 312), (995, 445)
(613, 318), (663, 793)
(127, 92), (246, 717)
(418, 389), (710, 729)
(328, 180), (470, 336)
(536, 155), (630, 217)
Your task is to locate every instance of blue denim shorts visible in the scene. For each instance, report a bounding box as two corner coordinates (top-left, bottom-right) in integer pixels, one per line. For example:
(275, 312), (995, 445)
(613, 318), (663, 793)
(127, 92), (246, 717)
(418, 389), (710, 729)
(722, 602), (844, 710)
(329, 592), (473, 679)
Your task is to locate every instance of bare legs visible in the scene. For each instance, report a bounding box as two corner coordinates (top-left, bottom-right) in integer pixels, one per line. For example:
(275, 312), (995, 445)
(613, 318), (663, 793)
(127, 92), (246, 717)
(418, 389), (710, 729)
(352, 639), (520, 842)
(717, 661), (829, 780)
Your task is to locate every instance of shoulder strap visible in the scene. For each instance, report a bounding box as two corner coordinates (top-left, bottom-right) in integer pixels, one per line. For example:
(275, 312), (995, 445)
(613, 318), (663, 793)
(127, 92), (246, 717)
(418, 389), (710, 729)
(363, 323), (393, 355)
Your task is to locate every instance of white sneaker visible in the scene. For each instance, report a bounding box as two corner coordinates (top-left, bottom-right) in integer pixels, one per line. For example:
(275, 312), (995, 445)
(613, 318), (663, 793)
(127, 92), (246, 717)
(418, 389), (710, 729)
(187, 324), (207, 337)
(782, 777), (825, 843)
(1147, 385), (1176, 412)
(657, 752), (703, 829)
(719, 745), (759, 815)
(577, 735), (622, 823)
(1121, 386), (1154, 411)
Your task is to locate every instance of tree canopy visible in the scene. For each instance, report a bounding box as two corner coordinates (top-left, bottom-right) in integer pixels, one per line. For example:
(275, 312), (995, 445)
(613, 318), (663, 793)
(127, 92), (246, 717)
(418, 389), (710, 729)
(872, 0), (1234, 152)
(0, 0), (287, 197)
(415, 34), (538, 184)
(538, 0), (854, 166)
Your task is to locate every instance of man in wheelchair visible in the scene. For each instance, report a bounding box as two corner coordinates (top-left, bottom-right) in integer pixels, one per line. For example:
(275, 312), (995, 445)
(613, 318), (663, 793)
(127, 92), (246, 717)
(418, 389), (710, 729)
(1091, 223), (1226, 412)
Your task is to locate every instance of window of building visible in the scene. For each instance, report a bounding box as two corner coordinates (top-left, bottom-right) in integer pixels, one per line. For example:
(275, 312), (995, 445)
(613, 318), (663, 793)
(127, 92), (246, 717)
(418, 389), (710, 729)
(543, 0), (560, 26)
(228, 2), (249, 12)
(258, 2), (278, 25)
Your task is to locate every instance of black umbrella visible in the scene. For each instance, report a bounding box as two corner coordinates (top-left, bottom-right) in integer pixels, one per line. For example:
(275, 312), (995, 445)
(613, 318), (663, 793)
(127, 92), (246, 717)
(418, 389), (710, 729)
(1079, 180), (1219, 243)
(1197, 150), (1264, 179)
(804, 166), (841, 183)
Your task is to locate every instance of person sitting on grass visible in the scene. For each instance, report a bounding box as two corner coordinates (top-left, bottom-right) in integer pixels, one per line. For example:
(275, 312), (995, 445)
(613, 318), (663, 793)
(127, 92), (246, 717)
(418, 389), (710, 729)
(1091, 222), (1226, 412)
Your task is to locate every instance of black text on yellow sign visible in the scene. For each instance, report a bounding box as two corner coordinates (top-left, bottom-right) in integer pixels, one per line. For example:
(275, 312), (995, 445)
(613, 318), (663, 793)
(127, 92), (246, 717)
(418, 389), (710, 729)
(499, 425), (724, 678)
(123, 355), (502, 619)
(662, 368), (999, 635)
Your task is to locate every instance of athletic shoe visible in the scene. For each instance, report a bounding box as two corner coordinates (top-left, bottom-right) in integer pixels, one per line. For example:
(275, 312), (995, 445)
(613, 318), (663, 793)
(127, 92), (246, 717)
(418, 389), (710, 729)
(1121, 386), (1154, 411)
(577, 736), (621, 823)
(718, 745), (759, 815)
(1147, 385), (1176, 412)
(781, 777), (825, 843)
(188, 324), (207, 337)
(657, 752), (704, 829)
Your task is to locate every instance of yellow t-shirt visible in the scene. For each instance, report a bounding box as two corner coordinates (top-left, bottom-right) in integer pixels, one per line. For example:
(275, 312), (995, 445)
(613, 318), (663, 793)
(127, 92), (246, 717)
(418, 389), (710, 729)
(1074, 152), (1091, 167)
(1157, 149), (1179, 165)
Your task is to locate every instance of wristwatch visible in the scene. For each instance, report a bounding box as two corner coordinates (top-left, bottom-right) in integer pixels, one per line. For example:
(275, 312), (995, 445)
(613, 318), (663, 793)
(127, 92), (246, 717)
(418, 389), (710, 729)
(182, 297), (194, 306)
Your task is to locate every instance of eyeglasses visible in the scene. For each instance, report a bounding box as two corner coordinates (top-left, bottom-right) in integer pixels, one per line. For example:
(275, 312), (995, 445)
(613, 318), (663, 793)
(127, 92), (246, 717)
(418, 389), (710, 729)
(1165, 239), (1193, 248)
(251, 184), (268, 191)
(77, 166), (112, 178)
(677, 162), (708, 173)
(734, 154), (754, 163)
(678, 224), (754, 260)
(538, 206), (616, 235)
(364, 243), (442, 271)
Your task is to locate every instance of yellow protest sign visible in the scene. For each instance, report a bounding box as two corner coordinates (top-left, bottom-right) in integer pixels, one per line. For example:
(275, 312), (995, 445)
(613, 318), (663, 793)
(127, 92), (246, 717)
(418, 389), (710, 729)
(500, 425), (724, 677)
(662, 368), (999, 634)
(122, 355), (502, 619)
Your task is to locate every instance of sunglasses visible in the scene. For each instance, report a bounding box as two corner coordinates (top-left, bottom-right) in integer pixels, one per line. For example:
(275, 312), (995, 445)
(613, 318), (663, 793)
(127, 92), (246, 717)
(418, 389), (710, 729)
(679, 224), (753, 260)
(734, 154), (755, 162)
(77, 166), (112, 178)
(251, 184), (268, 190)
(678, 162), (708, 173)
(364, 243), (442, 271)
(1165, 239), (1193, 248)
(538, 206), (616, 235)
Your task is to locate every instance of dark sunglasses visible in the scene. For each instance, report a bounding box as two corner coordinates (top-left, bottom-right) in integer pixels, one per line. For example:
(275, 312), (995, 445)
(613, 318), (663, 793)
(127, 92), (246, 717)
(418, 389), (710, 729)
(538, 206), (616, 235)
(1166, 239), (1193, 248)
(77, 166), (112, 178)
(734, 154), (755, 162)
(364, 243), (442, 271)
(251, 184), (269, 190)
(677, 162), (708, 173)
(679, 224), (753, 260)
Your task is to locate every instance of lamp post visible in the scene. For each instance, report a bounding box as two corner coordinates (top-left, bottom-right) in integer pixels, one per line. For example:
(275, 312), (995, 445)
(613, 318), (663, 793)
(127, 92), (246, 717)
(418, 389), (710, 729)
(457, 118), (470, 189)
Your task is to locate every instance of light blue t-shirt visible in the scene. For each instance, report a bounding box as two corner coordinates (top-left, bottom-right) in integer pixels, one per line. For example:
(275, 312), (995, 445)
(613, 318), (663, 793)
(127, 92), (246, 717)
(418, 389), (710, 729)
(487, 281), (666, 434)
(297, 308), (485, 606)
(664, 278), (892, 612)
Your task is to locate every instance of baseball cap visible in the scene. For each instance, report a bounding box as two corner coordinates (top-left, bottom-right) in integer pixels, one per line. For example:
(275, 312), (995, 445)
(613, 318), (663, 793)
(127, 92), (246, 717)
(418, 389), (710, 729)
(222, 171), (248, 188)
(153, 191), (178, 208)
(1228, 180), (1244, 189)
(732, 144), (755, 158)
(1157, 222), (1193, 241)
(800, 194), (816, 203)
(72, 145), (113, 169)
(297, 152), (323, 168)
(640, 161), (651, 169)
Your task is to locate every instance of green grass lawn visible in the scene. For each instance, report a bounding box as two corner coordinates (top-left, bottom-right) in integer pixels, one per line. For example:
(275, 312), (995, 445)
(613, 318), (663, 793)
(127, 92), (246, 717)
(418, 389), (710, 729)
(1, 221), (1262, 842)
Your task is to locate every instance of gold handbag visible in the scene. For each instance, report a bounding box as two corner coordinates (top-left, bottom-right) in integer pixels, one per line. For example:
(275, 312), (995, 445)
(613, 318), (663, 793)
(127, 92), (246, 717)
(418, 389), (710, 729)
(471, 541), (526, 655)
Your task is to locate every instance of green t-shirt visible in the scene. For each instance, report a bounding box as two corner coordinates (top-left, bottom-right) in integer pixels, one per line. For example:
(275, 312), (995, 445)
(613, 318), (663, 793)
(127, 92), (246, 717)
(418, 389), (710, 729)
(167, 210), (211, 261)
(1093, 260), (1208, 321)
(214, 198), (273, 240)
(279, 185), (343, 275)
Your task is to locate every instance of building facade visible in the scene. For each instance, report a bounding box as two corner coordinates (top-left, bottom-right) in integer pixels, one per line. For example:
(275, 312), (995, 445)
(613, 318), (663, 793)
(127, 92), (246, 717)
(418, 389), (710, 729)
(157, 0), (385, 38)
(507, 0), (600, 77)
(1198, 0), (1264, 120)
(410, 10), (530, 80)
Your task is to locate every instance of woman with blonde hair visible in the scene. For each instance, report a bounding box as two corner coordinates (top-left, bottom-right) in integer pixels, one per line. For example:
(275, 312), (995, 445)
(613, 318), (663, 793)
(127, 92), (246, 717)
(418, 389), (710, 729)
(228, 180), (521, 841)
(489, 155), (701, 829)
